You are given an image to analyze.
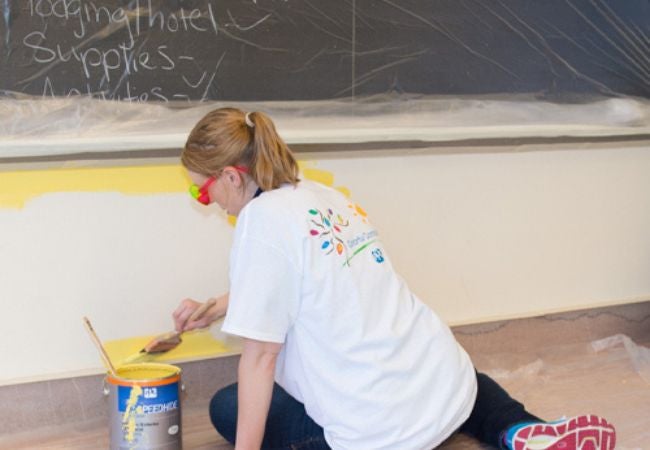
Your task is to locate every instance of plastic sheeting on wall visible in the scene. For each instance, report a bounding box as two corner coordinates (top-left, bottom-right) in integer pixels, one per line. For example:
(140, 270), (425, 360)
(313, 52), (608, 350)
(0, 0), (648, 158)
(1, 0), (649, 100)
(1, 95), (649, 158)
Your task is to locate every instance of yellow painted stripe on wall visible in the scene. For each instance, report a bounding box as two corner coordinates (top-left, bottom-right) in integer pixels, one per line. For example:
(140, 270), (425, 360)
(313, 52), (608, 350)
(0, 162), (347, 210)
(0, 165), (190, 209)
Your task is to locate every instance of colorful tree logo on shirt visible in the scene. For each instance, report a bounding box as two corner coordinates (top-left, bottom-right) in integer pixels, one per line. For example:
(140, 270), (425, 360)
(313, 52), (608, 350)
(308, 208), (350, 256)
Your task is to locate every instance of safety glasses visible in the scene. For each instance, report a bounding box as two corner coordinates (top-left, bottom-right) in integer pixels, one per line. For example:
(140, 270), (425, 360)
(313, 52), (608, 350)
(189, 166), (249, 205)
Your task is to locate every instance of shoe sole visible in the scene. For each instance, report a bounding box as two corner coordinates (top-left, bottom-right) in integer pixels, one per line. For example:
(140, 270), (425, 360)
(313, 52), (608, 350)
(511, 415), (616, 450)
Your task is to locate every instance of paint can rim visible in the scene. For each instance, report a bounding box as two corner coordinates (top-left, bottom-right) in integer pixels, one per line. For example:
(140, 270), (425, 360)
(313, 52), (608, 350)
(106, 362), (181, 386)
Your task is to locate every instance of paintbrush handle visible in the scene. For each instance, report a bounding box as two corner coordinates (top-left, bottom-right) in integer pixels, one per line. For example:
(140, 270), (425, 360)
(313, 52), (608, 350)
(188, 297), (218, 322)
(82, 317), (117, 375)
(169, 297), (218, 339)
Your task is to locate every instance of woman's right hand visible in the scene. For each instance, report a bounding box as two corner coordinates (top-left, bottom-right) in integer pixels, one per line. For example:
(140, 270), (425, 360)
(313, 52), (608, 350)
(172, 295), (228, 332)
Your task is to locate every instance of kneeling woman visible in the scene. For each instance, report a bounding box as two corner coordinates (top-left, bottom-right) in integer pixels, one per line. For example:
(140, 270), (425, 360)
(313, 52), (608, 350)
(172, 107), (616, 450)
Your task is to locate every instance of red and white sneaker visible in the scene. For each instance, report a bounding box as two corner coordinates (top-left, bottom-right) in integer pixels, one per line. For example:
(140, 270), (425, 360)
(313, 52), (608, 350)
(505, 415), (616, 450)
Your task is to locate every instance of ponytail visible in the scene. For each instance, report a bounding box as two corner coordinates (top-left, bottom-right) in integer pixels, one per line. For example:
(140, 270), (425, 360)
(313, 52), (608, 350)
(247, 111), (300, 191)
(182, 108), (299, 192)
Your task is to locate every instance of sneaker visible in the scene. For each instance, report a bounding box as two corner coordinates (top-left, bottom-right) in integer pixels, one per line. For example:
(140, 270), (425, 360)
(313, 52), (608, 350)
(505, 415), (616, 450)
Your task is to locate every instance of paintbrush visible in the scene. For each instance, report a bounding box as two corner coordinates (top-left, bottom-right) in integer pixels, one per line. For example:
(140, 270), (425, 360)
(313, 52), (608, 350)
(82, 316), (118, 375)
(139, 298), (217, 354)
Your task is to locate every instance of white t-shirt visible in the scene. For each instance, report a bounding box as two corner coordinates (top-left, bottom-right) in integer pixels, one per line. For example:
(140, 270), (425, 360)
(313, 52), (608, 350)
(222, 180), (477, 450)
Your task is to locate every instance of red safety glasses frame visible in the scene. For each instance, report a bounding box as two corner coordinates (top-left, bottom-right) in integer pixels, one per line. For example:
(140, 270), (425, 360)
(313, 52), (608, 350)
(189, 166), (249, 205)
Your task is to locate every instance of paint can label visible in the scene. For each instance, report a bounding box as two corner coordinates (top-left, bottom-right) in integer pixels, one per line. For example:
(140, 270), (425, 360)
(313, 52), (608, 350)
(118, 384), (179, 414)
(111, 381), (181, 449)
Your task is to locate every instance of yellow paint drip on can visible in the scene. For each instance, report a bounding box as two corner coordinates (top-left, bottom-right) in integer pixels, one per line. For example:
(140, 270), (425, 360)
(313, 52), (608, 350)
(105, 363), (182, 450)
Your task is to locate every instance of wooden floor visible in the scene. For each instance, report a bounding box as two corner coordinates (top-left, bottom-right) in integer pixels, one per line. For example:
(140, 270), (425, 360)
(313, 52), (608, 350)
(3, 333), (649, 449)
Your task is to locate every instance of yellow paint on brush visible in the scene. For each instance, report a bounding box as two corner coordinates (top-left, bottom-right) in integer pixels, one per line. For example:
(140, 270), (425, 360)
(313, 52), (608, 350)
(0, 165), (190, 209)
(105, 330), (230, 366)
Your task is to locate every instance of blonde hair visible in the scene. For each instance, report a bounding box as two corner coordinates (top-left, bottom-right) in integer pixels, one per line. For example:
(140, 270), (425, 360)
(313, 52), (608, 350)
(181, 108), (299, 191)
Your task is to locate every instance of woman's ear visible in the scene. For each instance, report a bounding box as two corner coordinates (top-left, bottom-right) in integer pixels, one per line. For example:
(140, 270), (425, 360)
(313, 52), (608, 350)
(223, 167), (244, 188)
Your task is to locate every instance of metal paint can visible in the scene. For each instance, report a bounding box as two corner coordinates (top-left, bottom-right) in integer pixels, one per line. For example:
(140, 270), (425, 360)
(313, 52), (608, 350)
(105, 363), (182, 450)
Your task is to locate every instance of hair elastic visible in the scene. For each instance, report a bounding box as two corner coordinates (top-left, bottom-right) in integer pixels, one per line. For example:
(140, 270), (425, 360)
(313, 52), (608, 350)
(245, 112), (255, 128)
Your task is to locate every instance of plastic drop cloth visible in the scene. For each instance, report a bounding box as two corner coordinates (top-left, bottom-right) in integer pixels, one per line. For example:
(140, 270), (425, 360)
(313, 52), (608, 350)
(439, 334), (650, 449)
(0, 333), (648, 448)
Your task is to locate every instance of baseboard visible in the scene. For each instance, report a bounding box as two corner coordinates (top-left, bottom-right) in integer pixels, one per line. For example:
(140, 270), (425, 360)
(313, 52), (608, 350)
(1, 301), (648, 437)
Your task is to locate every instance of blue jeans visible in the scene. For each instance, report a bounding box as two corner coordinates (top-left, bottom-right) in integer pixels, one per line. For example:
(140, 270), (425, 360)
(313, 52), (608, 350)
(210, 383), (328, 450)
(209, 372), (539, 449)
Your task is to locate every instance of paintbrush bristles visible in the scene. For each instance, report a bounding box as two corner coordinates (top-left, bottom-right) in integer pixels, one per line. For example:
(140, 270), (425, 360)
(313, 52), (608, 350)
(143, 331), (182, 353)
(141, 298), (218, 354)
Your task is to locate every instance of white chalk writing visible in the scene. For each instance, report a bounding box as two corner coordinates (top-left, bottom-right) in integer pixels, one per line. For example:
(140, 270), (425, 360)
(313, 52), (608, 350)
(22, 0), (275, 102)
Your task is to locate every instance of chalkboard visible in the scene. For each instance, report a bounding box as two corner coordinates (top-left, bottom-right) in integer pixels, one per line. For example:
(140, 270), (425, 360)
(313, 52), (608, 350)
(1, 0), (648, 102)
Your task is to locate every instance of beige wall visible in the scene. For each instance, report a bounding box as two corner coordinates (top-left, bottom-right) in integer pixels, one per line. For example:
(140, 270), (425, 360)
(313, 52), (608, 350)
(1, 141), (649, 384)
